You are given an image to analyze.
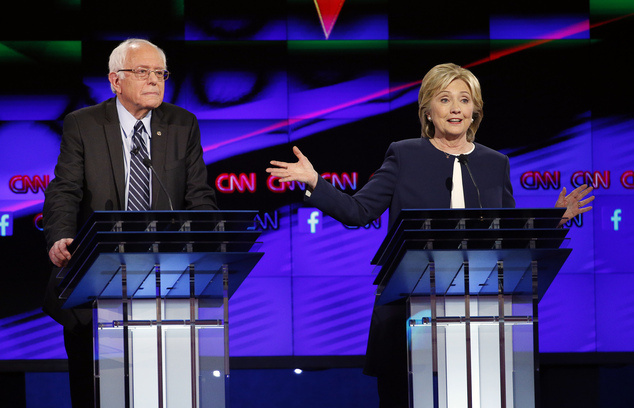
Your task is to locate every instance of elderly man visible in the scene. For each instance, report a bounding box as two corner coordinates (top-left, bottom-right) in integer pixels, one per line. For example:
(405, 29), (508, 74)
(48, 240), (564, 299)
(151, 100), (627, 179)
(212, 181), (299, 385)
(43, 38), (217, 407)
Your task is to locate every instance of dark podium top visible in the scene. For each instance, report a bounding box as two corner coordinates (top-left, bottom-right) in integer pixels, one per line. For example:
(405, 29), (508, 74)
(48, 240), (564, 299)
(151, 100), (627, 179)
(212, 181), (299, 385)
(371, 208), (572, 305)
(57, 211), (263, 308)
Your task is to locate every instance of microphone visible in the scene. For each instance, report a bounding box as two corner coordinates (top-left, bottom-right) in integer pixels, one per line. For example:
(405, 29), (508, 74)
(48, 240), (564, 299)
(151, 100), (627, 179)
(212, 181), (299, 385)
(457, 154), (482, 208)
(142, 157), (174, 211)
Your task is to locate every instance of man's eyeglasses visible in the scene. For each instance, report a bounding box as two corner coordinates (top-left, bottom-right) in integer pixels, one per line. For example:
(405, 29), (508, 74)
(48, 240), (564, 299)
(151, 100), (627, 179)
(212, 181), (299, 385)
(118, 68), (170, 81)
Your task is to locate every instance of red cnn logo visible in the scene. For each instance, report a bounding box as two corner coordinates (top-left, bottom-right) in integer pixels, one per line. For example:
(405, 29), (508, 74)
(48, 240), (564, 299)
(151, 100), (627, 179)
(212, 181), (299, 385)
(621, 171), (634, 189)
(520, 171), (560, 190)
(215, 173), (257, 193)
(571, 171), (610, 189)
(267, 177), (306, 193)
(9, 175), (50, 194)
(267, 172), (358, 193)
(320, 172), (357, 190)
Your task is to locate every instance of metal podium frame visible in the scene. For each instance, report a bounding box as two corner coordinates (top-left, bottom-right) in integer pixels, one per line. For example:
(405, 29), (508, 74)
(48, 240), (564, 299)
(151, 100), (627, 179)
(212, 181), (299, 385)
(57, 211), (263, 408)
(371, 209), (572, 408)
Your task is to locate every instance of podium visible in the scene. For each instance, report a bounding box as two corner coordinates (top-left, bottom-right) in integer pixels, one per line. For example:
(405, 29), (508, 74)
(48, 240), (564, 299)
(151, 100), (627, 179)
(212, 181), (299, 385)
(57, 211), (263, 408)
(371, 209), (571, 408)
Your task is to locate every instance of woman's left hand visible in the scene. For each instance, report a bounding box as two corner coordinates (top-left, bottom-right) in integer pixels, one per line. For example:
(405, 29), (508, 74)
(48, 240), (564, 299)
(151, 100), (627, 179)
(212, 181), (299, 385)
(556, 184), (595, 226)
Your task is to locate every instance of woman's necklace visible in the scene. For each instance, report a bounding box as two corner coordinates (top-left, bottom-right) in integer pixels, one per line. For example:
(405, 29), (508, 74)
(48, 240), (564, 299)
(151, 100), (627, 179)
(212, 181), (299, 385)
(430, 138), (454, 158)
(430, 137), (472, 158)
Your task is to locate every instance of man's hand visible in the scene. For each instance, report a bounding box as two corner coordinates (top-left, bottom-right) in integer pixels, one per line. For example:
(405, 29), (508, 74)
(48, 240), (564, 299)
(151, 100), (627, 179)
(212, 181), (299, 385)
(49, 238), (74, 267)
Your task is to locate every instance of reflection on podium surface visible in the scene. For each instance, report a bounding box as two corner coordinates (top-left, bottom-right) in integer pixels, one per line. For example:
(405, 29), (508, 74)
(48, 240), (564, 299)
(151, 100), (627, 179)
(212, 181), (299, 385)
(372, 209), (570, 408)
(58, 211), (263, 408)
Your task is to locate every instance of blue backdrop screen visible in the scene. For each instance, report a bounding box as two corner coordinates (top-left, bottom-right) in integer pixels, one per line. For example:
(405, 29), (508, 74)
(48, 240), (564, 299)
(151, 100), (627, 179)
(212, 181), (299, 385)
(1, 0), (634, 360)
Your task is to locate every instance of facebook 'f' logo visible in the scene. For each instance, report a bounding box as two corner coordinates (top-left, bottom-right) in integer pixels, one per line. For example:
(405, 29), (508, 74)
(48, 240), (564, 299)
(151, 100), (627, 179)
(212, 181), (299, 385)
(298, 208), (322, 234)
(0, 213), (13, 237)
(611, 209), (622, 231)
(307, 211), (320, 233)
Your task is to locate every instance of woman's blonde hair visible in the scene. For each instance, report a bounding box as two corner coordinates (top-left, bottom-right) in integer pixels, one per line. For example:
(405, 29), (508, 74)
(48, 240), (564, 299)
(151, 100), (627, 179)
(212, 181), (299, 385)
(418, 63), (484, 143)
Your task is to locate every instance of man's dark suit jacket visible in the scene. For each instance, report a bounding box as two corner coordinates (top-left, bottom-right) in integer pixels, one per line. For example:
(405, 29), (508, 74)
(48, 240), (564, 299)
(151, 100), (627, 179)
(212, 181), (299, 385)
(306, 137), (516, 377)
(43, 97), (218, 330)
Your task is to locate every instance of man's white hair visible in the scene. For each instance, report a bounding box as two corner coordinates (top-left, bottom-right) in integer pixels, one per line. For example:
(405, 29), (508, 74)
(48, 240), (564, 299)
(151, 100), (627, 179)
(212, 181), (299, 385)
(108, 38), (167, 93)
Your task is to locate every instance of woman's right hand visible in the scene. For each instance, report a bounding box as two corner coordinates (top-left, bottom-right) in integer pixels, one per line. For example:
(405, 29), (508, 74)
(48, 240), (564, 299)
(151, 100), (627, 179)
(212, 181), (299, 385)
(266, 146), (319, 190)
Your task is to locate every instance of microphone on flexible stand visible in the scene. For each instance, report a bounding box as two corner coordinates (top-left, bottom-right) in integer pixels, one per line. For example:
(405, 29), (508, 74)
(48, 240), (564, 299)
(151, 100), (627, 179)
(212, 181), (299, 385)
(457, 154), (482, 209)
(142, 157), (174, 211)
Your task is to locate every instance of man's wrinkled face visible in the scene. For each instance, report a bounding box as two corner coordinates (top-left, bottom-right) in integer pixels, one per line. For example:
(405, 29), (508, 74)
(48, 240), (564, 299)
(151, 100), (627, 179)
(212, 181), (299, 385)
(110, 43), (165, 119)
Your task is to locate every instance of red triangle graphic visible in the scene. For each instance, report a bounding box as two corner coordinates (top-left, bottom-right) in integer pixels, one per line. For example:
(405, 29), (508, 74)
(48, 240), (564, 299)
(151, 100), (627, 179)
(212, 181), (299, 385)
(314, 0), (346, 39)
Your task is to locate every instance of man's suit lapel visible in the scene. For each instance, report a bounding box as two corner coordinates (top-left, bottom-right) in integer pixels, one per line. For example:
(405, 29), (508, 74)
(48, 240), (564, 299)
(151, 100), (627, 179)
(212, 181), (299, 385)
(150, 106), (168, 210)
(104, 99), (126, 210)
